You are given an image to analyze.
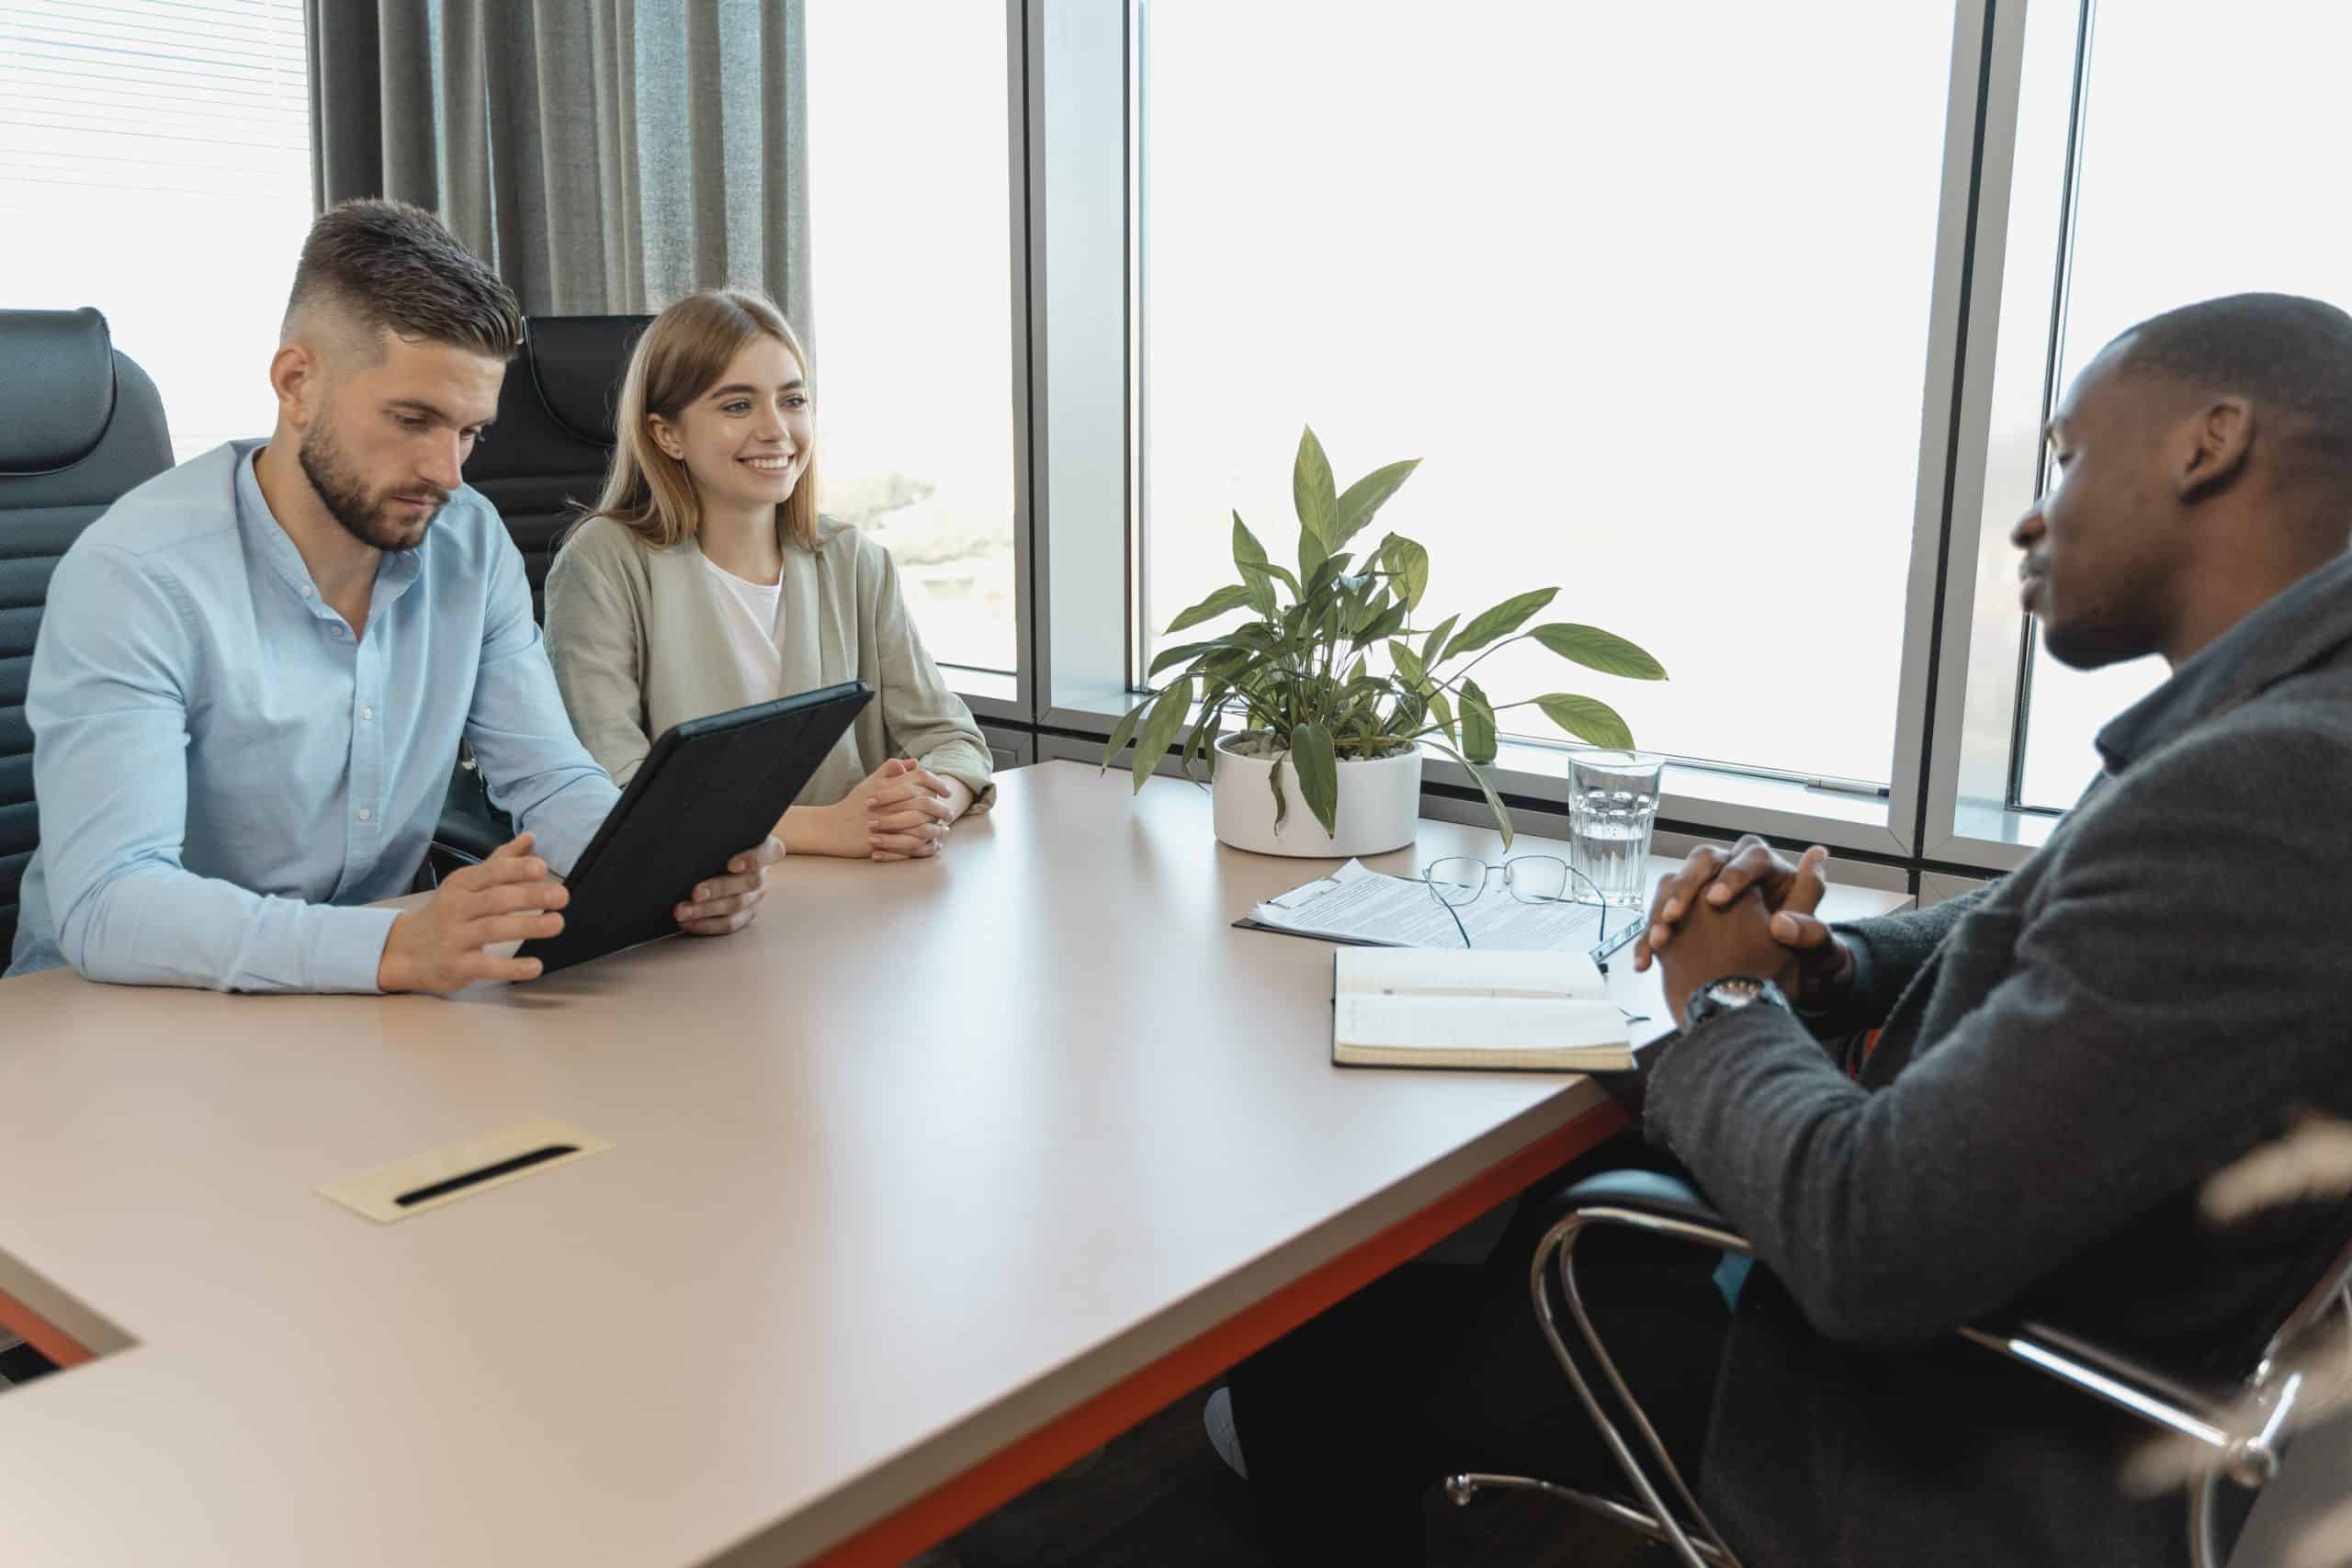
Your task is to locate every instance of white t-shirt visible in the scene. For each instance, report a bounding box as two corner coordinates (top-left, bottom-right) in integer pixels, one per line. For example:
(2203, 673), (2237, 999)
(702, 553), (785, 697)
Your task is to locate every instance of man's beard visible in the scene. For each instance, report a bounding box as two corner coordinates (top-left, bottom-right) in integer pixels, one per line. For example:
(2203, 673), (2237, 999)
(298, 412), (445, 551)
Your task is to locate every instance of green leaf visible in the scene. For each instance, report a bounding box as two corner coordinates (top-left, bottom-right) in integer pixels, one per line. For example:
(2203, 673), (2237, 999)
(1379, 534), (1430, 611)
(1164, 582), (1256, 637)
(1429, 739), (1514, 850)
(1427, 689), (1457, 745)
(1232, 512), (1281, 617)
(1534, 693), (1635, 750)
(1356, 599), (1409, 647)
(1442, 587), (1559, 662)
(1182, 689), (1226, 784)
(1348, 586), (1393, 637)
(1460, 677), (1498, 765)
(1291, 720), (1340, 836)
(1099, 692), (1154, 773)
(1303, 549), (1352, 602)
(1527, 623), (1668, 681)
(1298, 524), (1329, 582)
(1129, 676), (1195, 792)
(1326, 457), (1421, 551)
(1419, 614), (1459, 670)
(1293, 426), (1337, 542)
(1232, 510), (1271, 573)
(1148, 639), (1223, 678)
(1387, 639), (1427, 690)
(1268, 746), (1291, 831)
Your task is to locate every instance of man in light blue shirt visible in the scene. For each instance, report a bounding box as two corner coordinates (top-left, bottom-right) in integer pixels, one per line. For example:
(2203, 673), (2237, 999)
(8, 199), (781, 994)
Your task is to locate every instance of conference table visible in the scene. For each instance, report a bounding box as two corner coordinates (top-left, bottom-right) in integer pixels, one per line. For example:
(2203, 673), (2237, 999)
(0, 761), (1905, 1566)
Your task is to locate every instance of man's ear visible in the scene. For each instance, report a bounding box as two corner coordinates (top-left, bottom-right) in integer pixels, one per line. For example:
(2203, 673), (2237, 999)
(269, 341), (322, 431)
(2178, 395), (2254, 502)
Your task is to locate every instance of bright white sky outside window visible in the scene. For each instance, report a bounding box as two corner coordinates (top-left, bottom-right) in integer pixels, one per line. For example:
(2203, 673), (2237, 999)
(0, 0), (311, 463)
(806, 1), (1018, 676)
(2013, 0), (2352, 809)
(1142, 2), (1955, 785)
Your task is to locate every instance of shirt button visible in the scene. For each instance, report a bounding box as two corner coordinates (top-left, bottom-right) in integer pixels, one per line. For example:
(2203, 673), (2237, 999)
(300, 584), (315, 599)
(360, 705), (375, 721)
(356, 807), (373, 822)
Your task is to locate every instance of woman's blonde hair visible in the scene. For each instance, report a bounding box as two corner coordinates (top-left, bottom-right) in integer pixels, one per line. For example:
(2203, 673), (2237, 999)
(587, 288), (820, 551)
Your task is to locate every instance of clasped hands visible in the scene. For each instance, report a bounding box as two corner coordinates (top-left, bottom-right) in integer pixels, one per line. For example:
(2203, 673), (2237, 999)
(1632, 834), (1858, 1029)
(797, 757), (970, 861)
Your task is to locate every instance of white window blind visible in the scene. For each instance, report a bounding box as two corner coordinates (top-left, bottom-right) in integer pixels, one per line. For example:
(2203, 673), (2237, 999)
(0, 0), (313, 460)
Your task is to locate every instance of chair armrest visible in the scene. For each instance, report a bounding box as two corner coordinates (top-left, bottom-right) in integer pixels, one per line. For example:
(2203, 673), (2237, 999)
(432, 753), (513, 864)
(1555, 1171), (1731, 1235)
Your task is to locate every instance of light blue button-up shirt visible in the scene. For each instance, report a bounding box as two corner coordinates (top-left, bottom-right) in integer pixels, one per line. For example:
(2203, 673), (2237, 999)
(7, 440), (619, 991)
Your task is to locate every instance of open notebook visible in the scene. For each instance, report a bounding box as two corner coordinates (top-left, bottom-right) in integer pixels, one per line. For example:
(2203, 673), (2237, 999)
(1330, 947), (1634, 1073)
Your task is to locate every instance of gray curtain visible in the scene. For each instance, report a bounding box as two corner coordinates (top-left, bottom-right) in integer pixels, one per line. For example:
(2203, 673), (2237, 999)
(306, 0), (810, 331)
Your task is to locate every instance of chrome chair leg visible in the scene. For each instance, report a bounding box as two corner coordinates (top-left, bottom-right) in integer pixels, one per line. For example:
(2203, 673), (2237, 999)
(1442, 1472), (1737, 1564)
(1526, 1206), (1746, 1568)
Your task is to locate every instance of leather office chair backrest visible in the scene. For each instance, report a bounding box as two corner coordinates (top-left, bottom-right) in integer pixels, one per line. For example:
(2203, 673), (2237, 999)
(0, 308), (175, 959)
(464, 315), (651, 618)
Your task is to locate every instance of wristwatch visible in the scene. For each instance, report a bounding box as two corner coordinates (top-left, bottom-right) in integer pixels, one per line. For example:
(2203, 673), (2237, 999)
(1683, 975), (1792, 1031)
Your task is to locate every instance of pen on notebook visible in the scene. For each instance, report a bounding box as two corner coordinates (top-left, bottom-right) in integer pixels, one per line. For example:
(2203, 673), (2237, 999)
(1375, 985), (1580, 1000)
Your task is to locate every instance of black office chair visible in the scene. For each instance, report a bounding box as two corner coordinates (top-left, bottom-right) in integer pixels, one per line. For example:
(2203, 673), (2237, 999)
(1442, 1169), (2352, 1568)
(427, 315), (650, 873)
(467, 313), (652, 617)
(0, 309), (175, 958)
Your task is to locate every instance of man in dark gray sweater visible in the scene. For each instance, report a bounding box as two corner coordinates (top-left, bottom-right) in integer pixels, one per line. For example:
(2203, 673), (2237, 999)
(1229, 292), (2352, 1566)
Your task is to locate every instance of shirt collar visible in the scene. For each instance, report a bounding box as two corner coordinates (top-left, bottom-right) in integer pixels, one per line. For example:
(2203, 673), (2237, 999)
(2096, 548), (2352, 772)
(232, 441), (424, 619)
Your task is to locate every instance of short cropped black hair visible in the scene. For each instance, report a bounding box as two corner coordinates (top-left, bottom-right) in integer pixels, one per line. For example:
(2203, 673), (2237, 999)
(2112, 292), (2352, 484)
(283, 198), (526, 360)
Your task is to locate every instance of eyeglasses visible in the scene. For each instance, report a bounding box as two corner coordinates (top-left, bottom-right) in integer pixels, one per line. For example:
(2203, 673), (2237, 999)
(1420, 855), (1609, 949)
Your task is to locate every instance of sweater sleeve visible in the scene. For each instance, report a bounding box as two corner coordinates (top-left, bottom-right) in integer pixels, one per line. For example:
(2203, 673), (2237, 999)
(1801, 883), (2000, 1038)
(542, 525), (657, 787)
(1644, 718), (2352, 1349)
(863, 539), (996, 810)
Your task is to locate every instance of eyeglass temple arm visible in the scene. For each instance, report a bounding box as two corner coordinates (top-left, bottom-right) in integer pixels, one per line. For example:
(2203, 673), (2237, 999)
(1419, 874), (1477, 948)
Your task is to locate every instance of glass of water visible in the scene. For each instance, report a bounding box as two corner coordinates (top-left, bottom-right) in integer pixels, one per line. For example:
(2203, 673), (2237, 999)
(1566, 750), (1664, 907)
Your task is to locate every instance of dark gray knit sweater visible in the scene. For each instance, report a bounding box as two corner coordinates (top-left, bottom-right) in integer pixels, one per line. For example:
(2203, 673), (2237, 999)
(1645, 551), (2352, 1566)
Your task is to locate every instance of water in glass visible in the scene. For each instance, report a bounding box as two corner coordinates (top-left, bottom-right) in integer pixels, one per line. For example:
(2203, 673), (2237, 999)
(1568, 750), (1663, 906)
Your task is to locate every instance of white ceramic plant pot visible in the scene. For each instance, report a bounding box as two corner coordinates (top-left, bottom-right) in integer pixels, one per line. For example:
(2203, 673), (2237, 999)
(1211, 732), (1424, 858)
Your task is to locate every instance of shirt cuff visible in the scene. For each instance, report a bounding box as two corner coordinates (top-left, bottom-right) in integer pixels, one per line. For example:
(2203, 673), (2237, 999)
(309, 905), (401, 994)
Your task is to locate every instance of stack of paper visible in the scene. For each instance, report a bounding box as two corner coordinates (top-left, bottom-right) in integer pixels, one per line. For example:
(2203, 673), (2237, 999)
(1240, 859), (1641, 960)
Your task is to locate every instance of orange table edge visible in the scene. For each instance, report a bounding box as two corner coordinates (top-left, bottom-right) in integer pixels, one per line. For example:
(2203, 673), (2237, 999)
(0, 1281), (97, 1371)
(804, 1098), (1629, 1567)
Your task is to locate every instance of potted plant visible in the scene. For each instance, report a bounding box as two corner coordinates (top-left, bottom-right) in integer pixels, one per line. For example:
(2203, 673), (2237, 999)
(1102, 427), (1667, 856)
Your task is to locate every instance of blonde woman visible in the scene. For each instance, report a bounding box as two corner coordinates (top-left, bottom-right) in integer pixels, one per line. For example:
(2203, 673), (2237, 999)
(544, 289), (991, 861)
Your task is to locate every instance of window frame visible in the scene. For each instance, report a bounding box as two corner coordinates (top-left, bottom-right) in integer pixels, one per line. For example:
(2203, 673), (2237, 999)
(1917, 0), (2088, 872)
(1021, 0), (2025, 875)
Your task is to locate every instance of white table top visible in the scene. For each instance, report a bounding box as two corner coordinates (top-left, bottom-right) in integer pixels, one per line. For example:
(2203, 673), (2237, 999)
(0, 762), (1906, 1565)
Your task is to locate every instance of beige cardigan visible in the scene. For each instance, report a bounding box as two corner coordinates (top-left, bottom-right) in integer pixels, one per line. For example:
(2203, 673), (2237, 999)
(542, 515), (995, 812)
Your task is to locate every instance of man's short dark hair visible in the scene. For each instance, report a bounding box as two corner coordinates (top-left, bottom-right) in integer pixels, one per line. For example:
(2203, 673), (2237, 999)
(2112, 292), (2352, 485)
(283, 198), (526, 361)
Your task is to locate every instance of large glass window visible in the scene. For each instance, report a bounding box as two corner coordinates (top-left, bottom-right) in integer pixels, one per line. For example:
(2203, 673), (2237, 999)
(1138, 1), (1958, 785)
(2011, 0), (2352, 809)
(0, 0), (311, 461)
(806, 2), (1019, 677)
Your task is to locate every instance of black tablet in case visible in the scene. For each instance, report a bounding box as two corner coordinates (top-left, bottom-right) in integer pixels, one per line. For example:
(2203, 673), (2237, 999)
(516, 681), (872, 976)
